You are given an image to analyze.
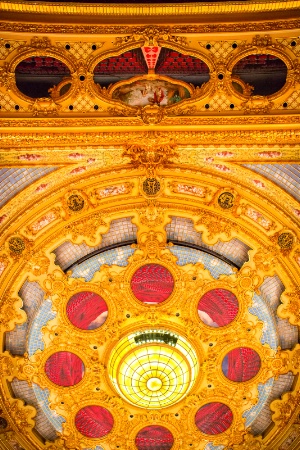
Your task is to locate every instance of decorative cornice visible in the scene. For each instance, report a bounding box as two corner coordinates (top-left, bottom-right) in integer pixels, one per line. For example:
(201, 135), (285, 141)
(1, 0), (300, 17)
(1, 115), (300, 128)
(1, 19), (300, 34)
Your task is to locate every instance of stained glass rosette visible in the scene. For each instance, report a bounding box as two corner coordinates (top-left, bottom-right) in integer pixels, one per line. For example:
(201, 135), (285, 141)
(108, 330), (199, 409)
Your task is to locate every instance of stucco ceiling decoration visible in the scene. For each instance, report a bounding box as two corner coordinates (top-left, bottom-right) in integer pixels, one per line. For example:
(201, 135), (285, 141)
(0, 1), (300, 450)
(1, 162), (300, 450)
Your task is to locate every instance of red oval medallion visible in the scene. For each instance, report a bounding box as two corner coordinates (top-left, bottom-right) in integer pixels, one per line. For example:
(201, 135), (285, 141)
(75, 406), (113, 438)
(131, 264), (174, 303)
(195, 403), (233, 435)
(45, 352), (84, 387)
(135, 425), (174, 450)
(66, 291), (108, 330)
(222, 347), (261, 382)
(198, 289), (238, 327)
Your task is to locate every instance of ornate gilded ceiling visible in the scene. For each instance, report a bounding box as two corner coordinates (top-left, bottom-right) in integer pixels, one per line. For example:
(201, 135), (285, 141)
(0, 1), (300, 450)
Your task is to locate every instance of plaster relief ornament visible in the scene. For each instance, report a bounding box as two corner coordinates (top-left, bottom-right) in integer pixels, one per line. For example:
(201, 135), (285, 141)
(123, 133), (178, 177)
(278, 232), (294, 249)
(30, 97), (59, 116)
(142, 177), (161, 196)
(8, 237), (25, 255)
(67, 194), (85, 212)
(218, 191), (235, 209)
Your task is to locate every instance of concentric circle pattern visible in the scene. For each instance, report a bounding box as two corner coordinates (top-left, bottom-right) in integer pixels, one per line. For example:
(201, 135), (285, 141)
(109, 330), (198, 408)
(75, 405), (114, 438)
(66, 291), (108, 330)
(44, 352), (84, 387)
(198, 288), (239, 327)
(222, 347), (261, 382)
(135, 425), (174, 450)
(131, 264), (174, 303)
(195, 402), (233, 435)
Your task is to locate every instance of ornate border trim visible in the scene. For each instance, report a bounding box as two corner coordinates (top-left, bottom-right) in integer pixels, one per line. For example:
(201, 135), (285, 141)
(1, 0), (300, 16)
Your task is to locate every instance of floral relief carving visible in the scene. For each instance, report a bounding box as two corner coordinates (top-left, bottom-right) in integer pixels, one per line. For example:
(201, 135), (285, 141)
(278, 287), (300, 326)
(63, 212), (107, 244)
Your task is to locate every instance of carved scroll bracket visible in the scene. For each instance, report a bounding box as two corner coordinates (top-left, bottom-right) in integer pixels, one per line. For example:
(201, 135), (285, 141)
(122, 132), (178, 177)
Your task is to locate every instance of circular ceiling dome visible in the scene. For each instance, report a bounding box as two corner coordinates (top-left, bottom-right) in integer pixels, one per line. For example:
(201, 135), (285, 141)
(131, 264), (174, 303)
(108, 330), (199, 409)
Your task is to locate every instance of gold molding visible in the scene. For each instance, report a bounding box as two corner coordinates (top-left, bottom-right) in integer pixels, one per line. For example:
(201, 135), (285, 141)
(1, 0), (300, 17)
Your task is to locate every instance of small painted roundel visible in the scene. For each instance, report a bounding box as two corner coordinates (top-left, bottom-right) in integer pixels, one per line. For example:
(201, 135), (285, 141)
(45, 352), (84, 387)
(195, 403), (233, 435)
(75, 406), (114, 438)
(66, 291), (108, 330)
(198, 288), (238, 327)
(135, 425), (174, 450)
(222, 347), (261, 382)
(131, 264), (174, 303)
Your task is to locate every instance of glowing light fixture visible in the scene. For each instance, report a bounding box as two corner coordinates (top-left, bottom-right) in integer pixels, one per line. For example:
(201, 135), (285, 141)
(109, 329), (199, 408)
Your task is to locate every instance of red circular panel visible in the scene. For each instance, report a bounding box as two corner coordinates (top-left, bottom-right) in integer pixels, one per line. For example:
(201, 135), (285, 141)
(75, 406), (114, 438)
(222, 347), (261, 382)
(131, 264), (174, 303)
(135, 425), (174, 450)
(66, 291), (108, 330)
(195, 403), (233, 435)
(45, 352), (84, 387)
(198, 289), (238, 327)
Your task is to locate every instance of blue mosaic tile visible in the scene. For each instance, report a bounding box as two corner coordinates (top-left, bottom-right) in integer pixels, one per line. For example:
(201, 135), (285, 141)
(170, 245), (234, 278)
(28, 299), (56, 356)
(71, 245), (135, 281)
(249, 293), (279, 350)
(55, 217), (136, 270)
(85, 447), (104, 450)
(243, 377), (274, 427)
(32, 383), (65, 432)
(251, 372), (294, 435)
(205, 444), (224, 450)
(11, 378), (62, 440)
(244, 164), (300, 202)
(0, 168), (56, 208)
(166, 216), (250, 268)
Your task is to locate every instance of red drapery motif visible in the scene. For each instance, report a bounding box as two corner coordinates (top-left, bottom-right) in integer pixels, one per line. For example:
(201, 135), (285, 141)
(223, 347), (261, 382)
(131, 264), (174, 303)
(195, 402), (233, 435)
(66, 291), (108, 330)
(75, 405), (114, 438)
(135, 425), (174, 450)
(198, 288), (238, 327)
(45, 352), (84, 387)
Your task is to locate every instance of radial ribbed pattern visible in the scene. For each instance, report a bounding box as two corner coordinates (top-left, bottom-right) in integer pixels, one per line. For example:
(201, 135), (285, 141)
(131, 264), (174, 303)
(198, 289), (239, 327)
(109, 332), (198, 409)
(135, 425), (174, 450)
(45, 352), (84, 387)
(195, 403), (233, 435)
(75, 406), (113, 438)
(66, 291), (108, 330)
(222, 347), (261, 382)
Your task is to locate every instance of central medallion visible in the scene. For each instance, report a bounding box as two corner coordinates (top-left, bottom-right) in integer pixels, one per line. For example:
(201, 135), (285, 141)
(108, 329), (199, 409)
(147, 377), (163, 391)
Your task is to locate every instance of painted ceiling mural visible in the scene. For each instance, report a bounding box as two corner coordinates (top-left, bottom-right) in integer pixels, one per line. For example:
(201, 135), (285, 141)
(0, 1), (300, 450)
